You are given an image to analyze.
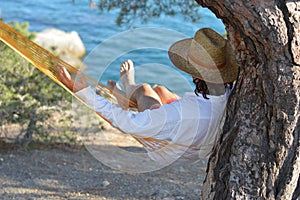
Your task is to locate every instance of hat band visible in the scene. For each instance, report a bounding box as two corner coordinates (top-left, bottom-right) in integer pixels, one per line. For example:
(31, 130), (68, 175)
(188, 54), (226, 70)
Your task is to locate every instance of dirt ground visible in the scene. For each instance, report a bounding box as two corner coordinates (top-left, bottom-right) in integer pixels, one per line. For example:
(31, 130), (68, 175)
(0, 122), (207, 200)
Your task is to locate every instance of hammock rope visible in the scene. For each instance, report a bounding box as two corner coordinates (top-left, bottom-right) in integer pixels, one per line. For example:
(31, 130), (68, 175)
(0, 21), (200, 155)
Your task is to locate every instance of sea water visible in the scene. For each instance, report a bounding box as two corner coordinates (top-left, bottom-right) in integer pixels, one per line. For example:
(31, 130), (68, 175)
(0, 0), (225, 95)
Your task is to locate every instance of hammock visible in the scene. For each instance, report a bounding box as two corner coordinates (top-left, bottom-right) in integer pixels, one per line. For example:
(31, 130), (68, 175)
(0, 20), (201, 160)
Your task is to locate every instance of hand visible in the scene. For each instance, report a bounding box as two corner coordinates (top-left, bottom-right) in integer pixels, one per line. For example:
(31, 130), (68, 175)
(57, 66), (88, 92)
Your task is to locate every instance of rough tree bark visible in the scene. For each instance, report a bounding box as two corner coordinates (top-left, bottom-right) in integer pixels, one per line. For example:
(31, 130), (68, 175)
(195, 0), (300, 199)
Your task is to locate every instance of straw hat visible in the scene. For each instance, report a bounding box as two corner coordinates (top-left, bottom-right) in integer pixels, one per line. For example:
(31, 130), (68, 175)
(168, 28), (238, 84)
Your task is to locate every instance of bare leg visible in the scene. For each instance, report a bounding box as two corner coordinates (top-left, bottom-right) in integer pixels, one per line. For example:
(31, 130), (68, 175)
(153, 85), (180, 104)
(120, 60), (162, 112)
(107, 80), (131, 110)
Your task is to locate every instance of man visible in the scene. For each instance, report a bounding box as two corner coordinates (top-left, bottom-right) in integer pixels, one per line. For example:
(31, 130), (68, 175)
(58, 28), (238, 166)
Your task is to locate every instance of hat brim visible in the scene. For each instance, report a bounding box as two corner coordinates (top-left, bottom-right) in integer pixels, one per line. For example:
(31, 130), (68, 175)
(168, 38), (239, 84)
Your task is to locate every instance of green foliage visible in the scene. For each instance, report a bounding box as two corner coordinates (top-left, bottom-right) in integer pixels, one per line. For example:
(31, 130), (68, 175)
(7, 21), (37, 40)
(0, 22), (76, 145)
(98, 0), (202, 26)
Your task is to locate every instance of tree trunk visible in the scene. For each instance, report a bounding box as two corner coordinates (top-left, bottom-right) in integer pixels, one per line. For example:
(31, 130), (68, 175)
(195, 0), (300, 199)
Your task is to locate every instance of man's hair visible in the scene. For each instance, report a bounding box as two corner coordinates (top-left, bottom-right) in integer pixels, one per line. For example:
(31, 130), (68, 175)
(193, 78), (234, 99)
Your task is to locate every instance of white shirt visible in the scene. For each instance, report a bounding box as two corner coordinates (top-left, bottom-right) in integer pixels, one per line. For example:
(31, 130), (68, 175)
(76, 86), (231, 166)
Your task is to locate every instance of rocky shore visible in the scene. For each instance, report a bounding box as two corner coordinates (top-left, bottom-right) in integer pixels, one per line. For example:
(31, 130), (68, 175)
(34, 28), (87, 70)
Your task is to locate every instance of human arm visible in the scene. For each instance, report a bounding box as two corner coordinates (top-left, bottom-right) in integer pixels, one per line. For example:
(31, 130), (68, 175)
(76, 86), (179, 138)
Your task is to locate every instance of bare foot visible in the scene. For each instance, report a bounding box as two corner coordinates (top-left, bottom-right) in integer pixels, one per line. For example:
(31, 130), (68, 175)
(107, 80), (124, 96)
(107, 80), (132, 109)
(120, 59), (137, 99)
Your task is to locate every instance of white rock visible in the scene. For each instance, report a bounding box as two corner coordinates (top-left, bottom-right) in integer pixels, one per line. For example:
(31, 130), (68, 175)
(101, 180), (110, 188)
(34, 28), (86, 58)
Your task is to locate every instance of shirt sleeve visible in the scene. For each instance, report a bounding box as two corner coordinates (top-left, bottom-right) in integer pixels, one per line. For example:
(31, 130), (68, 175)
(75, 86), (180, 139)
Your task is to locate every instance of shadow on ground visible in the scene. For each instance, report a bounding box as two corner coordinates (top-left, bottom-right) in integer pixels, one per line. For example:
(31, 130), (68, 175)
(0, 141), (206, 200)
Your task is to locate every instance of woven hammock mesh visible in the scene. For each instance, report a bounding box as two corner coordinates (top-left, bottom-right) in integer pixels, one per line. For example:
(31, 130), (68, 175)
(0, 21), (201, 160)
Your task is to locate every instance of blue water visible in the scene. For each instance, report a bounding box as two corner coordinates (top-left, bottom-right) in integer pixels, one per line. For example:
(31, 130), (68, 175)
(0, 0), (225, 95)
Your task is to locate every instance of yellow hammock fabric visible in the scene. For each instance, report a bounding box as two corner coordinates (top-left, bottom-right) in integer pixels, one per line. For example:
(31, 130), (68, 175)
(0, 21), (200, 156)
